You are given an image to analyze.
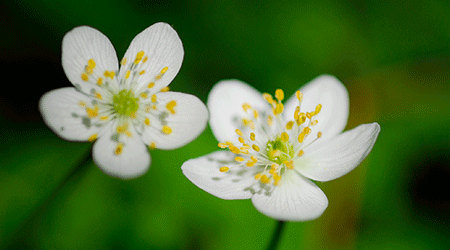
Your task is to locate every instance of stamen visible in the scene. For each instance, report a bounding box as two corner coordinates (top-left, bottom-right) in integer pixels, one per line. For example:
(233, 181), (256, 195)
(134, 51), (145, 64)
(166, 100), (177, 114)
(281, 132), (289, 142)
(218, 142), (228, 149)
(219, 166), (229, 172)
(88, 133), (97, 142)
(235, 156), (245, 162)
(144, 118), (150, 126)
(275, 89), (284, 101)
(297, 149), (304, 157)
(162, 125), (173, 134)
(235, 129), (243, 137)
(296, 90), (303, 101)
(114, 143), (124, 155)
(252, 144), (260, 152)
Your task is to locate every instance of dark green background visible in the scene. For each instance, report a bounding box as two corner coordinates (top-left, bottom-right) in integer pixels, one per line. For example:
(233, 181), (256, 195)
(1, 0), (449, 249)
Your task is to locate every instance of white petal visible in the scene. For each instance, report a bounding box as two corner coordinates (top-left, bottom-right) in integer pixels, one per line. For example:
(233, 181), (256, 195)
(284, 75), (349, 144)
(181, 151), (255, 200)
(251, 171), (328, 221)
(92, 125), (150, 179)
(62, 26), (119, 95)
(140, 91), (208, 150)
(118, 22), (183, 92)
(297, 122), (380, 182)
(39, 87), (105, 141)
(207, 79), (271, 143)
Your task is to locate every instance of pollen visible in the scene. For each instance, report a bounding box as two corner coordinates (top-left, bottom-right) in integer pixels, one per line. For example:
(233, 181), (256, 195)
(160, 86), (170, 92)
(88, 133), (97, 142)
(134, 51), (145, 64)
(260, 174), (271, 184)
(114, 143), (124, 155)
(296, 90), (303, 101)
(121, 57), (127, 65)
(139, 70), (146, 75)
(97, 77), (103, 86)
(144, 117), (150, 126)
(95, 92), (103, 99)
(104, 70), (115, 79)
(218, 142), (228, 149)
(125, 70), (131, 79)
(281, 132), (289, 142)
(275, 89), (284, 101)
(235, 156), (245, 162)
(166, 100), (177, 114)
(297, 149), (304, 157)
(285, 121), (294, 130)
(252, 144), (260, 152)
(235, 129), (243, 137)
(151, 94), (157, 102)
(162, 125), (172, 134)
(86, 106), (99, 118)
(242, 103), (252, 112)
(81, 73), (89, 81)
(148, 82), (155, 88)
(140, 92), (148, 98)
(219, 166), (229, 172)
(87, 59), (96, 69)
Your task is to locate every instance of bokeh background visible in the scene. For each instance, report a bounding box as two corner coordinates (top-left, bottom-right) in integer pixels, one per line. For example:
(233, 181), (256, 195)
(1, 0), (449, 249)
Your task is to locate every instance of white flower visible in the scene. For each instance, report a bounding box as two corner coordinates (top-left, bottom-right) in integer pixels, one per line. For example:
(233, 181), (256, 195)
(40, 23), (208, 179)
(182, 75), (380, 221)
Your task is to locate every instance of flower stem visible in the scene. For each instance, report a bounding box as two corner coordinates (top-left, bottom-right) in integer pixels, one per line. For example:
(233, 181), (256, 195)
(265, 220), (286, 250)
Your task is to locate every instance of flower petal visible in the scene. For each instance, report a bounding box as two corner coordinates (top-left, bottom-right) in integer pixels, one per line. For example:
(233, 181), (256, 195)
(207, 79), (271, 143)
(284, 75), (349, 144)
(39, 87), (105, 141)
(251, 170), (328, 221)
(62, 26), (119, 96)
(181, 151), (255, 200)
(296, 122), (380, 182)
(92, 125), (150, 179)
(140, 91), (208, 150)
(118, 22), (183, 92)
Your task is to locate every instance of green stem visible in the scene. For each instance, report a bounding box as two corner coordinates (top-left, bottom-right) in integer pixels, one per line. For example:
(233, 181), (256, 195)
(266, 220), (286, 250)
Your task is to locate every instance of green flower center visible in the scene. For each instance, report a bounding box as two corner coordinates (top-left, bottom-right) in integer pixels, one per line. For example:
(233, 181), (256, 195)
(113, 90), (139, 116)
(266, 136), (295, 165)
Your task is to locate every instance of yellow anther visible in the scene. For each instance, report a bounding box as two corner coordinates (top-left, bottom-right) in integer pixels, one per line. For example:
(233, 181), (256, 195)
(114, 143), (124, 155)
(151, 94), (157, 102)
(274, 103), (284, 115)
(162, 125), (172, 134)
(311, 120), (318, 126)
(144, 117), (150, 126)
(148, 82), (155, 88)
(315, 104), (322, 114)
(253, 110), (259, 119)
(235, 156), (245, 162)
(86, 106), (99, 118)
(297, 149), (304, 157)
(303, 126), (312, 135)
(306, 112), (313, 119)
(166, 100), (177, 114)
(149, 142), (156, 149)
(262, 93), (274, 104)
(97, 77), (103, 86)
(142, 56), (148, 63)
(275, 89), (284, 101)
(254, 173), (262, 180)
(294, 106), (300, 120)
(298, 132), (306, 143)
(88, 133), (97, 142)
(87, 59), (96, 69)
(95, 92), (103, 100)
(125, 70), (131, 79)
(252, 144), (260, 152)
(317, 132), (322, 138)
(284, 160), (294, 170)
(242, 103), (251, 112)
(140, 92), (148, 98)
(81, 73), (89, 81)
(235, 129), (243, 136)
(121, 57), (127, 65)
(116, 124), (128, 134)
(285, 121), (294, 130)
(281, 132), (289, 142)
(160, 67), (169, 74)
(104, 70), (115, 79)
(219, 166), (229, 172)
(267, 115), (274, 126)
(296, 90), (303, 102)
(249, 132), (255, 141)
(242, 119), (256, 129)
(229, 146), (240, 154)
(246, 161), (255, 167)
(130, 112), (137, 119)
(260, 174), (271, 184)
(134, 51), (145, 64)
(238, 137), (245, 144)
(160, 86), (170, 92)
(296, 113), (306, 125)
(218, 142), (228, 149)
(79, 101), (86, 107)
(100, 116), (108, 121)
(139, 70), (146, 75)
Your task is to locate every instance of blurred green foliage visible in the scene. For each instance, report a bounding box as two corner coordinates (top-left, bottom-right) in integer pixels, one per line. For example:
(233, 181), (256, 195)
(1, 0), (449, 249)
